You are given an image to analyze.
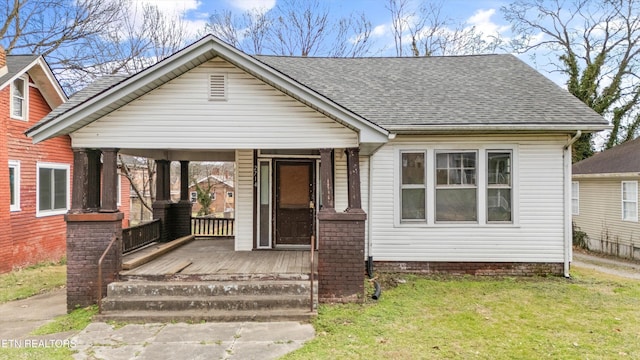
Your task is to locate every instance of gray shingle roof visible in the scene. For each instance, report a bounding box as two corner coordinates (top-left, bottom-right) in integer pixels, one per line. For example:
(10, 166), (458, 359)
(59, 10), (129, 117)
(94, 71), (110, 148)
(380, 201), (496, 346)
(0, 55), (39, 86)
(573, 137), (640, 174)
(29, 75), (127, 133)
(254, 54), (606, 129)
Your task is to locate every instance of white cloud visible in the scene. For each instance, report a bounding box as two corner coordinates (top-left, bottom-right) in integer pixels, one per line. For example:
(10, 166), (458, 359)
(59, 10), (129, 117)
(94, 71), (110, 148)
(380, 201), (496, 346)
(135, 0), (201, 14)
(466, 9), (509, 38)
(226, 0), (276, 12)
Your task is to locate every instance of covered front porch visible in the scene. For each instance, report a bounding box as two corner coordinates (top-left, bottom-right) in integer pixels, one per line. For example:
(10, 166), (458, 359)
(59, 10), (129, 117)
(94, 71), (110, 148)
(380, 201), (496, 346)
(121, 238), (317, 281)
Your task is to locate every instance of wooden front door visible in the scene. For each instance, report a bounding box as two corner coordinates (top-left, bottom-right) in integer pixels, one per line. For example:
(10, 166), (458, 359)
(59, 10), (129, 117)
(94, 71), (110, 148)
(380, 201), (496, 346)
(275, 161), (315, 246)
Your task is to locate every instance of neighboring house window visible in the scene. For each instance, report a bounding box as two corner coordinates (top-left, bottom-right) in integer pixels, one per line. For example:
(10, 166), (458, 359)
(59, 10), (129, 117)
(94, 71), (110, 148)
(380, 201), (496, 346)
(435, 151), (477, 222)
(400, 151), (426, 221)
(210, 192), (216, 201)
(227, 191), (234, 198)
(622, 181), (638, 222)
(37, 163), (69, 216)
(487, 151), (512, 222)
(190, 191), (197, 203)
(11, 76), (28, 120)
(9, 160), (20, 211)
(571, 181), (579, 216)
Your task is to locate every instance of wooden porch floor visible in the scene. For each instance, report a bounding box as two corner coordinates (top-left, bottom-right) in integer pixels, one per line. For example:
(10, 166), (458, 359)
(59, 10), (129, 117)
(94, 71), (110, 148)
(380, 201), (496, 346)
(120, 239), (317, 278)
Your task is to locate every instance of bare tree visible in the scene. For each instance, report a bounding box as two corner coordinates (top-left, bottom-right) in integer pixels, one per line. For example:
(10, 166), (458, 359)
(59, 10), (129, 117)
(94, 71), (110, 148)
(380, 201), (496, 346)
(386, 0), (503, 57)
(1, 0), (124, 66)
(503, 0), (640, 158)
(205, 0), (373, 57)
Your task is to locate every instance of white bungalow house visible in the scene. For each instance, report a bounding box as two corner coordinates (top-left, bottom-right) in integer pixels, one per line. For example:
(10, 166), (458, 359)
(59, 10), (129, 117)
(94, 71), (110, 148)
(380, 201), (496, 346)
(26, 35), (607, 313)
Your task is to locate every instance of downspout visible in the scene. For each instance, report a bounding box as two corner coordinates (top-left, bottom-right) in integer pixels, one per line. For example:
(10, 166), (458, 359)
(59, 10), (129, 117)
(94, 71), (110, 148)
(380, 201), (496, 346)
(562, 130), (581, 278)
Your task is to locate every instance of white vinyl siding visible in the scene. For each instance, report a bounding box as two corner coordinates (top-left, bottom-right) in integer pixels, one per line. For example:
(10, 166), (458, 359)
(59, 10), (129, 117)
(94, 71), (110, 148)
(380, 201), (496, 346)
(368, 134), (565, 263)
(36, 162), (70, 217)
(571, 181), (579, 216)
(622, 181), (638, 222)
(235, 150), (254, 250)
(9, 160), (20, 211)
(71, 58), (358, 150)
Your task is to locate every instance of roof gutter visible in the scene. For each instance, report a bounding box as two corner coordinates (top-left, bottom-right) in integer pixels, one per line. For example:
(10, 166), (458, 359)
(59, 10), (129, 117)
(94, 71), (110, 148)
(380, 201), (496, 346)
(564, 130), (582, 150)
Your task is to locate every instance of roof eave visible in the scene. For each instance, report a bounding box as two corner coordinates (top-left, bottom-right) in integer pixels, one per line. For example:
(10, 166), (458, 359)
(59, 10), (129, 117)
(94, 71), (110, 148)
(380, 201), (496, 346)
(0, 56), (66, 108)
(573, 172), (640, 179)
(387, 123), (610, 134)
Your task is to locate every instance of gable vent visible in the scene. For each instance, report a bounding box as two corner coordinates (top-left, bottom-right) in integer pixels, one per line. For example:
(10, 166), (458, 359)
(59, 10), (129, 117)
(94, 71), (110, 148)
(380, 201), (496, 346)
(209, 74), (227, 100)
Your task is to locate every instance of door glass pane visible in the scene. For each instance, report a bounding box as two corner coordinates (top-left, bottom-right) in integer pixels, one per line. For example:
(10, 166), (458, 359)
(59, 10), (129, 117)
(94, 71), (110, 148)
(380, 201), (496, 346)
(279, 164), (309, 207)
(39, 168), (52, 211)
(436, 188), (477, 221)
(259, 162), (270, 247)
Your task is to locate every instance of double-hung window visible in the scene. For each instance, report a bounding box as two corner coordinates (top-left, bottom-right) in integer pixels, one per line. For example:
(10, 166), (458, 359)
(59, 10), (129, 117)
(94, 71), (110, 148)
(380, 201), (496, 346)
(571, 181), (579, 216)
(622, 181), (638, 222)
(435, 151), (477, 222)
(37, 163), (69, 216)
(400, 152), (427, 221)
(487, 151), (512, 222)
(11, 76), (27, 120)
(9, 160), (20, 211)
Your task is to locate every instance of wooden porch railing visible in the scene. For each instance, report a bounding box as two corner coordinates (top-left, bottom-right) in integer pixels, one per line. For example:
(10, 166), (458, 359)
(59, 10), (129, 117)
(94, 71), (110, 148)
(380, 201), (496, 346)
(191, 217), (235, 236)
(122, 219), (161, 253)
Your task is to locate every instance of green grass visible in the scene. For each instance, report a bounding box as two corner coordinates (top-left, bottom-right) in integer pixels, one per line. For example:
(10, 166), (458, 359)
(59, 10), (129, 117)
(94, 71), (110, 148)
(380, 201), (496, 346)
(31, 305), (98, 336)
(0, 347), (74, 360)
(284, 267), (640, 359)
(0, 261), (66, 304)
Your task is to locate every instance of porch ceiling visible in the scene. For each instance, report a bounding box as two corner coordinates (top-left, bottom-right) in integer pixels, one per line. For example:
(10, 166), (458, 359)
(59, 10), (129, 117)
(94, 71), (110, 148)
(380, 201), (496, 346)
(120, 149), (235, 162)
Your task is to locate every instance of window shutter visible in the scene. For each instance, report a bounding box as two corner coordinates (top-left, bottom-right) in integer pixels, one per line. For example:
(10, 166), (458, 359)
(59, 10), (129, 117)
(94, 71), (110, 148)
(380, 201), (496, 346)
(209, 74), (227, 100)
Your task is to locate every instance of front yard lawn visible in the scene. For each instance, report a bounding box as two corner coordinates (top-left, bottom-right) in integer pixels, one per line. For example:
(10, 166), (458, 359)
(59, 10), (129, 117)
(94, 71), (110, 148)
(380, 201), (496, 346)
(285, 267), (640, 359)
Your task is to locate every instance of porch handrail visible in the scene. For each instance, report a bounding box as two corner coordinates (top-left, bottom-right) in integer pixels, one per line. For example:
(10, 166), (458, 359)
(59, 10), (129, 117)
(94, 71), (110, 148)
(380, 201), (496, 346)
(310, 235), (315, 313)
(191, 217), (235, 236)
(98, 236), (118, 314)
(122, 219), (161, 253)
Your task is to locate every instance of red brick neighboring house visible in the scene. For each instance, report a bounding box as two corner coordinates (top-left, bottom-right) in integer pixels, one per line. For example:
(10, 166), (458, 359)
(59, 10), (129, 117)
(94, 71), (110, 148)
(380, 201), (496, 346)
(0, 47), (130, 273)
(0, 47), (69, 273)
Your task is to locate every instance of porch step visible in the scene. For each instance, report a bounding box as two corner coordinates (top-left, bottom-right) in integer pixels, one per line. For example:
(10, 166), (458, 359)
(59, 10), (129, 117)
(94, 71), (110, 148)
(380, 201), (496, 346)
(101, 295), (311, 311)
(107, 280), (316, 297)
(99, 279), (318, 322)
(94, 309), (316, 323)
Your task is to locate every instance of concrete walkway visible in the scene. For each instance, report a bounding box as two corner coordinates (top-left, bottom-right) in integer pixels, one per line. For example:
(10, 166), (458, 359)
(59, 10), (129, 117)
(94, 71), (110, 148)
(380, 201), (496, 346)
(0, 288), (314, 359)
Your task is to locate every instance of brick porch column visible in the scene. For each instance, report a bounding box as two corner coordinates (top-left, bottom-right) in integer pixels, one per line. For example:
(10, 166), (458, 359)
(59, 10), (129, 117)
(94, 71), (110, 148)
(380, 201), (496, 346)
(66, 147), (123, 311)
(317, 148), (366, 303)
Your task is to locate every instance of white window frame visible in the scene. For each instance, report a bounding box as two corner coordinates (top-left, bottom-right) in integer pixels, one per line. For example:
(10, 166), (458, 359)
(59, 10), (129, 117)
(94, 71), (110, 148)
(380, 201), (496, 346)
(621, 181), (638, 222)
(486, 150), (513, 223)
(395, 145), (518, 227)
(10, 75), (28, 120)
(36, 162), (70, 217)
(571, 181), (579, 216)
(9, 160), (20, 211)
(400, 151), (427, 223)
(435, 150), (478, 223)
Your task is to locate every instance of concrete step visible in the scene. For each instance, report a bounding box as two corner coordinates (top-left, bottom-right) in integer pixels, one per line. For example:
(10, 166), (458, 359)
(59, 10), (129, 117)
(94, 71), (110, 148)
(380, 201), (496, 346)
(101, 294), (313, 312)
(107, 280), (316, 297)
(95, 308), (317, 323)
